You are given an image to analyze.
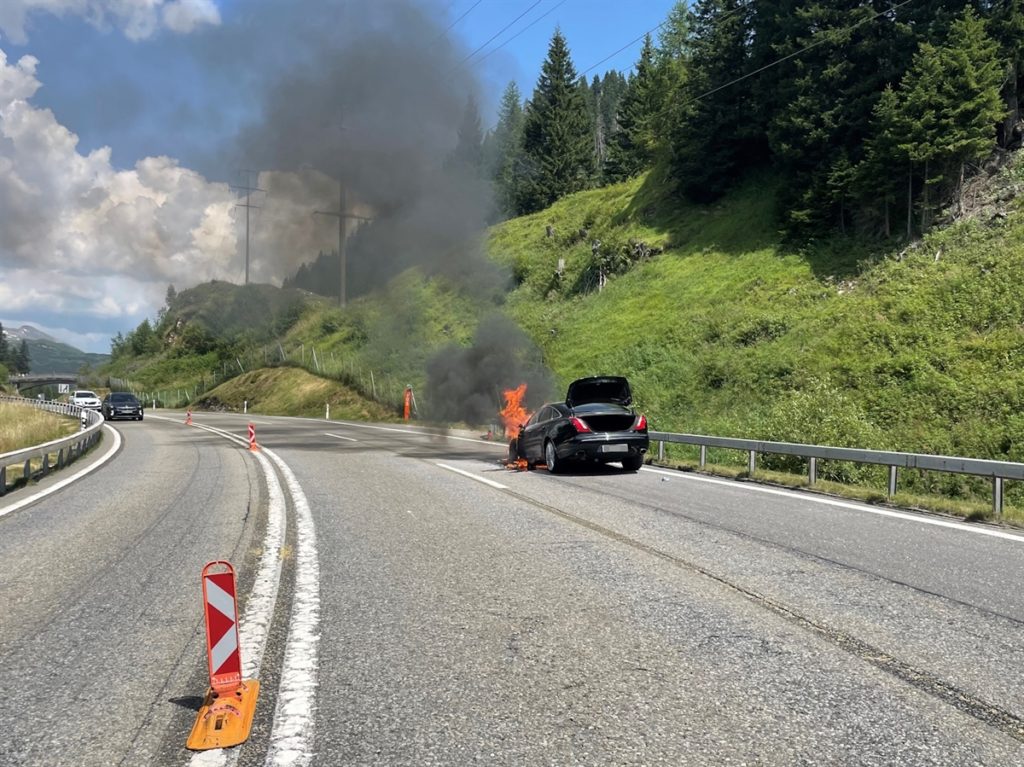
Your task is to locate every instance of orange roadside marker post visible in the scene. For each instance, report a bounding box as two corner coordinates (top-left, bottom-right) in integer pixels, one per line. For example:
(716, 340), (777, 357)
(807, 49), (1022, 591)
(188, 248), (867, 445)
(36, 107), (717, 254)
(187, 561), (259, 750)
(247, 423), (259, 451)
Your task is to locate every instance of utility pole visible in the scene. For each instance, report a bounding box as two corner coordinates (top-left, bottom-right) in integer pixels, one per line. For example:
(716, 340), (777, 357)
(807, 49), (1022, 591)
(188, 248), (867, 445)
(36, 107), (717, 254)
(231, 170), (264, 285)
(314, 181), (371, 308)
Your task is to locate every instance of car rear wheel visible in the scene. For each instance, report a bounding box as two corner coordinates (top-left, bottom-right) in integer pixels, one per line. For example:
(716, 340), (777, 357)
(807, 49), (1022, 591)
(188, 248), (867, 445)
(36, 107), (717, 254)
(544, 440), (561, 474)
(622, 454), (643, 471)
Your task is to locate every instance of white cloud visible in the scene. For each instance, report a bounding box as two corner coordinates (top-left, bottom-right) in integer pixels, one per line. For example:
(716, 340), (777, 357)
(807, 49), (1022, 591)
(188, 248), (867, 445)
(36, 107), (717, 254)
(0, 0), (220, 44)
(161, 0), (219, 34)
(0, 46), (242, 344)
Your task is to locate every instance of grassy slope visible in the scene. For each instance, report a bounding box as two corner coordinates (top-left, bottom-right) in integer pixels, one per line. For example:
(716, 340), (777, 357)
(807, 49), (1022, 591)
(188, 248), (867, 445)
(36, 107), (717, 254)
(201, 366), (397, 421)
(489, 161), (1024, 501)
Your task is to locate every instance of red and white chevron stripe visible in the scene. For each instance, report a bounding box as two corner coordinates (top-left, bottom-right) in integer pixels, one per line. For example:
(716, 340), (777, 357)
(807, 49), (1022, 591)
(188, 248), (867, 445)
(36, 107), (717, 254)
(202, 561), (242, 693)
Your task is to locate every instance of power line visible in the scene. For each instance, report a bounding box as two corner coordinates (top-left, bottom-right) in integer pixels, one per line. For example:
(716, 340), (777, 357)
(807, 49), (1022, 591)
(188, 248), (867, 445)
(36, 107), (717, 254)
(581, 21), (666, 77)
(470, 0), (572, 67)
(437, 0), (485, 41)
(579, 0), (755, 77)
(677, 0), (915, 111)
(457, 0), (546, 66)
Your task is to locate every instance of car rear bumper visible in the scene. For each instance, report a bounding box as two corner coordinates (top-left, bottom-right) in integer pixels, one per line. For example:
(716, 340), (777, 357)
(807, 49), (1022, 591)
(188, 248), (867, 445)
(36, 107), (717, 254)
(557, 433), (649, 462)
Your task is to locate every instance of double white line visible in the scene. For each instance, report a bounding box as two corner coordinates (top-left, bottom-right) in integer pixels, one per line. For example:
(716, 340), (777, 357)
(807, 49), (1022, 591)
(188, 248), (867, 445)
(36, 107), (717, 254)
(181, 421), (320, 767)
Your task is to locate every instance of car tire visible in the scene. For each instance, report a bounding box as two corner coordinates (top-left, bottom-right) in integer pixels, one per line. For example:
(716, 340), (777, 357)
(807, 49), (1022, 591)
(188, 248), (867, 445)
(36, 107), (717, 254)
(622, 454), (644, 472)
(544, 440), (562, 474)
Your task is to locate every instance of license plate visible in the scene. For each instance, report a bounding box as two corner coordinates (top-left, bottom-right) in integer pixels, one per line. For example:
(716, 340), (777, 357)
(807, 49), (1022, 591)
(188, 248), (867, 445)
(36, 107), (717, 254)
(601, 444), (628, 453)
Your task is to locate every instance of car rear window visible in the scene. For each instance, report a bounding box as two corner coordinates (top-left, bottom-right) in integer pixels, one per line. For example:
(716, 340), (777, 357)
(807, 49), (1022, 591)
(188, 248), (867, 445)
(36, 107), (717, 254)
(111, 393), (137, 402)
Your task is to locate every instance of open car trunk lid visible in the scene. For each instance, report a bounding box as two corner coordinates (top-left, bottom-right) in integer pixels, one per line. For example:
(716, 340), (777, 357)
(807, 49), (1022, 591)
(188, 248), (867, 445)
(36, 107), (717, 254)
(565, 376), (633, 408)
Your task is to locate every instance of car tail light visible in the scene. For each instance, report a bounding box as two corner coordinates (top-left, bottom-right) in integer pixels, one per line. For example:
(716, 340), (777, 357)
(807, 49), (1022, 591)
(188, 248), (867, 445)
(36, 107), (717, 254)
(569, 417), (591, 433)
(632, 414), (647, 431)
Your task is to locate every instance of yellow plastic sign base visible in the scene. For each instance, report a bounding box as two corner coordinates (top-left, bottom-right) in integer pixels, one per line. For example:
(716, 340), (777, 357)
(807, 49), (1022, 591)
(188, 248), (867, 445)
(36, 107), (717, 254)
(186, 680), (260, 750)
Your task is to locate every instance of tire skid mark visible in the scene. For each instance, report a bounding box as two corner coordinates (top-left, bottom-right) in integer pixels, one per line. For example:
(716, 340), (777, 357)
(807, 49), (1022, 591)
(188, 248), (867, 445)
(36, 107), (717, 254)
(498, 485), (1024, 745)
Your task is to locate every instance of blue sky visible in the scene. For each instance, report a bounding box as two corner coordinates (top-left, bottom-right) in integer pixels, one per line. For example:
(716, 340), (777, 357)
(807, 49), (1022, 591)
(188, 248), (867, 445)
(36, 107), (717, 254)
(0, 1), (679, 353)
(6, 1), (676, 172)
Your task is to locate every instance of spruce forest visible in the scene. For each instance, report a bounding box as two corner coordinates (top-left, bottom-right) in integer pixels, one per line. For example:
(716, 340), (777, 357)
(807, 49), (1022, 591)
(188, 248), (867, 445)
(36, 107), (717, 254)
(480, 0), (1021, 236)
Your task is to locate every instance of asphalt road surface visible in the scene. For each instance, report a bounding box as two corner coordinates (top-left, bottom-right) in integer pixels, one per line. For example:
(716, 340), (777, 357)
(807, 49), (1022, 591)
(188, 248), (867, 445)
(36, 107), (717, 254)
(1, 410), (1023, 766)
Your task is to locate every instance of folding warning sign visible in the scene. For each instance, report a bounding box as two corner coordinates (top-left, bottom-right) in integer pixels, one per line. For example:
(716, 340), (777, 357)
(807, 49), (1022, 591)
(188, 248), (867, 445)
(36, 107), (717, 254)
(247, 423), (259, 451)
(187, 560), (260, 751)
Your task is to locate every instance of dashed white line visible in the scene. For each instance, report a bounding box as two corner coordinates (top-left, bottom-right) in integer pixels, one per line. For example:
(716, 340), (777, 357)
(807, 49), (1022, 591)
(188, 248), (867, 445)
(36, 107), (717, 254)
(436, 462), (508, 489)
(323, 432), (357, 442)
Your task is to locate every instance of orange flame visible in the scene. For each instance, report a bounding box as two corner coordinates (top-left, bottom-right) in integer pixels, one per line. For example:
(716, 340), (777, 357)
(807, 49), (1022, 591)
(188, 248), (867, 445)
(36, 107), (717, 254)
(500, 383), (530, 439)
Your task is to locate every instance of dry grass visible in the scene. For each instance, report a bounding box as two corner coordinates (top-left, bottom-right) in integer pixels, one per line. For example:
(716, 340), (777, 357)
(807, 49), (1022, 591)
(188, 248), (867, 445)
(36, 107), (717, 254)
(0, 402), (77, 454)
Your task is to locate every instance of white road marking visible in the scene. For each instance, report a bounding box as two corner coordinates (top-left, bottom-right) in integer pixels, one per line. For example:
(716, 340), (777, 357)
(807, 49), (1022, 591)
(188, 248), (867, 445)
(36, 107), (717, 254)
(436, 462), (508, 489)
(323, 419), (504, 447)
(640, 466), (1024, 544)
(0, 424), (121, 519)
(260, 446), (320, 767)
(179, 420), (286, 767)
(323, 432), (357, 442)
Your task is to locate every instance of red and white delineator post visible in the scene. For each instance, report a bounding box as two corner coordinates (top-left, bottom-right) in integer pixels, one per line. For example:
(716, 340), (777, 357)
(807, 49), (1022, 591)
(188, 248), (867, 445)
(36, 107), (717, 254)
(247, 423), (259, 451)
(186, 561), (259, 750)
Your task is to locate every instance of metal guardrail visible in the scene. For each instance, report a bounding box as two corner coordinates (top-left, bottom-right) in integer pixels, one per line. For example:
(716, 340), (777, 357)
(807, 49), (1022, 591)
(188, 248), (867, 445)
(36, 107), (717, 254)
(649, 431), (1023, 516)
(0, 395), (104, 496)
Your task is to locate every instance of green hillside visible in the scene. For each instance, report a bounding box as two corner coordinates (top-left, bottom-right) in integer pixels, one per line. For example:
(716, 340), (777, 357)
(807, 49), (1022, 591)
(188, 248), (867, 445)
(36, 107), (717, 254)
(489, 158), (1024, 500)
(27, 338), (109, 374)
(102, 153), (1024, 513)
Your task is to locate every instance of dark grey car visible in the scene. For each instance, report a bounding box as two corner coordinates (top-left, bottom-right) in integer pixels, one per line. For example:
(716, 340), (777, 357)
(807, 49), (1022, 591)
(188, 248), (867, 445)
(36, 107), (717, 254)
(102, 392), (144, 421)
(508, 376), (648, 473)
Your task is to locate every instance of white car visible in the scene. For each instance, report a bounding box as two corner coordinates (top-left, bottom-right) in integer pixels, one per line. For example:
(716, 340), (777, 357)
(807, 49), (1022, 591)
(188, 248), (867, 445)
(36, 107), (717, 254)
(69, 390), (102, 410)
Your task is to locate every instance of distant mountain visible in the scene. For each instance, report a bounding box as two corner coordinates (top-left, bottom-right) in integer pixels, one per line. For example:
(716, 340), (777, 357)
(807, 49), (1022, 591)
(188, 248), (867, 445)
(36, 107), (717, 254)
(3, 324), (58, 343)
(2, 325), (109, 373)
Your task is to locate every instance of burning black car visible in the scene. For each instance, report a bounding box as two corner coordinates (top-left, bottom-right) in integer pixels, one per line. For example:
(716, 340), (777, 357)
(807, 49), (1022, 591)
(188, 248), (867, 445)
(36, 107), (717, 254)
(508, 376), (648, 472)
(102, 392), (144, 421)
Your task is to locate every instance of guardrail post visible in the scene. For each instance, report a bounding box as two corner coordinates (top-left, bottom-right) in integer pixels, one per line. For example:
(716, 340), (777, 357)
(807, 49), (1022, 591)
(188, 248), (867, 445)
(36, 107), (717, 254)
(658, 441), (664, 462)
(0, 465), (6, 495)
(748, 450), (756, 475)
(808, 456), (817, 486)
(993, 477), (1003, 517)
(888, 466), (898, 498)
(699, 445), (707, 467)
(23, 458), (31, 482)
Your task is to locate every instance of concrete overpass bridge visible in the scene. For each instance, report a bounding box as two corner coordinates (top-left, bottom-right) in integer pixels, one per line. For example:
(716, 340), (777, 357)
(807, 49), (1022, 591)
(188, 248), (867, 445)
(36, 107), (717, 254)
(8, 373), (81, 394)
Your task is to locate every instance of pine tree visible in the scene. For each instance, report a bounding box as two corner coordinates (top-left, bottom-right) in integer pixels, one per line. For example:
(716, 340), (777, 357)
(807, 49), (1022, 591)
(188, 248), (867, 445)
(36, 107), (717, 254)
(651, 1), (689, 161)
(607, 34), (658, 182)
(520, 30), (595, 212)
(14, 340), (29, 374)
(488, 81), (527, 218)
(670, 0), (752, 202)
(450, 94), (484, 174)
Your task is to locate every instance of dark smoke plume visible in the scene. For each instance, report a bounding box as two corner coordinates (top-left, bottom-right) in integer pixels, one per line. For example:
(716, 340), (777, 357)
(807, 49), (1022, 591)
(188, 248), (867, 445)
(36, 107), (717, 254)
(425, 315), (555, 425)
(206, 0), (553, 424)
(220, 0), (499, 294)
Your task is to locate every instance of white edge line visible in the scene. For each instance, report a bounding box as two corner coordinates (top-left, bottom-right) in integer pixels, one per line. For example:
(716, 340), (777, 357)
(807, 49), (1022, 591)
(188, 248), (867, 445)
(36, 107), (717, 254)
(640, 466), (1024, 544)
(436, 462), (508, 489)
(323, 432), (358, 442)
(0, 424), (122, 519)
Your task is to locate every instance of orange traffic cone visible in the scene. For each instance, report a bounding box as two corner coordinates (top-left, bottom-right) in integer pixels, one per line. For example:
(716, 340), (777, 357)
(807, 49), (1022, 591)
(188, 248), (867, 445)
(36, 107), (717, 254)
(186, 410), (193, 426)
